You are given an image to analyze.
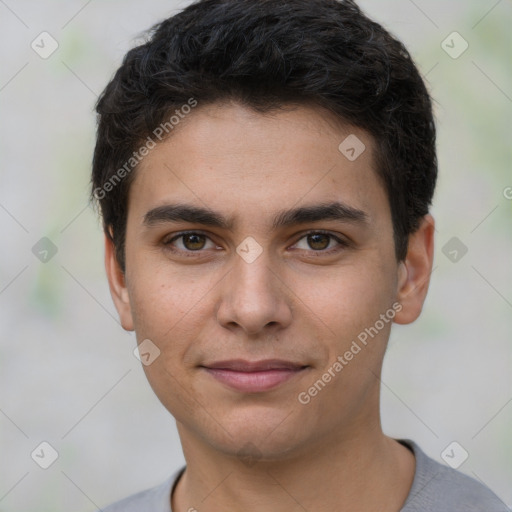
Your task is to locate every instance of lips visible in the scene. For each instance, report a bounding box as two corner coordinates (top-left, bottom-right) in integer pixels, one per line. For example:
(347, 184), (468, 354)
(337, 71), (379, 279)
(200, 359), (308, 393)
(204, 359), (306, 372)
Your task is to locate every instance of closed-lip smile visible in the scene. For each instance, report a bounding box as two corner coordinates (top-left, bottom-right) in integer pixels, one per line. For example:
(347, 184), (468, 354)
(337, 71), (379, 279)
(200, 359), (309, 392)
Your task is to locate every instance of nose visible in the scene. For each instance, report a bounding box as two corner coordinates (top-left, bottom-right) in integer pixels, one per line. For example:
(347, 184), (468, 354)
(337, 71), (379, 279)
(215, 246), (293, 338)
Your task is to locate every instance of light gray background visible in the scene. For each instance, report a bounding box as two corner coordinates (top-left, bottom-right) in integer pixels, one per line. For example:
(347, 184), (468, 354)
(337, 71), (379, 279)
(0, 1), (511, 510)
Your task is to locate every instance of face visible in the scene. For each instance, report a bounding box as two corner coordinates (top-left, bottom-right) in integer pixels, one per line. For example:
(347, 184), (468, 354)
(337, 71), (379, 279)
(105, 101), (433, 461)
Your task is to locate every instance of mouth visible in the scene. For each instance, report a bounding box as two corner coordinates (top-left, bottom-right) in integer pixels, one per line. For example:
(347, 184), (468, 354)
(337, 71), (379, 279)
(200, 359), (309, 393)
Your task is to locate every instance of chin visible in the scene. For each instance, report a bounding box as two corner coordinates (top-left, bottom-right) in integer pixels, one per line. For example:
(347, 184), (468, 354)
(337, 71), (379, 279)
(207, 408), (313, 461)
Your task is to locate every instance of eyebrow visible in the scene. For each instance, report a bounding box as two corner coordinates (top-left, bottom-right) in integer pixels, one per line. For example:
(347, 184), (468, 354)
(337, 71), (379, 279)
(143, 201), (368, 231)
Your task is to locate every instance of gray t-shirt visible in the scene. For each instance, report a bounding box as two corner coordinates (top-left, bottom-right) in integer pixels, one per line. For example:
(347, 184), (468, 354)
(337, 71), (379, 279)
(99, 439), (509, 511)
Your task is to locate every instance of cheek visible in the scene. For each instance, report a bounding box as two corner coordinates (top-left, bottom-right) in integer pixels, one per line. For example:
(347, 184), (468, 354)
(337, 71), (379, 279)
(299, 259), (397, 339)
(127, 256), (209, 339)
(293, 264), (397, 422)
(127, 262), (221, 379)
(129, 271), (212, 421)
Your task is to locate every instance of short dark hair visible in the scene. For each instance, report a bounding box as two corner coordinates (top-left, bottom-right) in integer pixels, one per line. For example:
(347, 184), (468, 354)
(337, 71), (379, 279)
(91, 0), (437, 271)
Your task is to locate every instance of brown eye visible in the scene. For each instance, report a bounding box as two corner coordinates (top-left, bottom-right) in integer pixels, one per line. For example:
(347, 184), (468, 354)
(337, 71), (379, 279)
(181, 233), (207, 250)
(307, 233), (331, 250)
(292, 231), (348, 255)
(164, 231), (217, 253)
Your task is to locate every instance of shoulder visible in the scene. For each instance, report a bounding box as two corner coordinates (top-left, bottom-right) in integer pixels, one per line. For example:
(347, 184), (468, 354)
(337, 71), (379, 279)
(400, 439), (509, 512)
(99, 468), (184, 512)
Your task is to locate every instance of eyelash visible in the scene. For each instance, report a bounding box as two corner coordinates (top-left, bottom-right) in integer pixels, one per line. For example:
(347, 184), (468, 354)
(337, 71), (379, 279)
(162, 230), (349, 258)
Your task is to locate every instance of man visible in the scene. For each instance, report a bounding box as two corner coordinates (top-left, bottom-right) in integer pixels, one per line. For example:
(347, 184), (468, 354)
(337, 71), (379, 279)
(91, 0), (508, 510)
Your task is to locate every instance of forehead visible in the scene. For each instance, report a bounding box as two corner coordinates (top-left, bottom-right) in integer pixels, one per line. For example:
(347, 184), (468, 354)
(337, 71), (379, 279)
(127, 102), (389, 230)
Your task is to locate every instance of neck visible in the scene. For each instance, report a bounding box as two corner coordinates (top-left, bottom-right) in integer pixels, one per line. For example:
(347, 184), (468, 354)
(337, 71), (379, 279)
(171, 421), (415, 512)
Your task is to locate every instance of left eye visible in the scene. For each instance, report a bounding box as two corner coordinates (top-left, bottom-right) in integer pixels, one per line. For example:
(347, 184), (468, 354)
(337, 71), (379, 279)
(293, 232), (345, 252)
(165, 232), (217, 251)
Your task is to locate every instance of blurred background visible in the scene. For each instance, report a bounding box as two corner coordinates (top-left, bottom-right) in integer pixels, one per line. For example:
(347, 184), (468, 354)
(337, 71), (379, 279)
(0, 0), (511, 510)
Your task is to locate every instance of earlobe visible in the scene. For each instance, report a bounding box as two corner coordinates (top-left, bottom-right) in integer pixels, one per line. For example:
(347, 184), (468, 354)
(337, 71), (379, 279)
(394, 215), (435, 325)
(104, 232), (134, 331)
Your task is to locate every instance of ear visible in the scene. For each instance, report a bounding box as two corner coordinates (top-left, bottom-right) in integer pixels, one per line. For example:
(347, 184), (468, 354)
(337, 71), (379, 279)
(104, 232), (134, 331)
(394, 214), (435, 325)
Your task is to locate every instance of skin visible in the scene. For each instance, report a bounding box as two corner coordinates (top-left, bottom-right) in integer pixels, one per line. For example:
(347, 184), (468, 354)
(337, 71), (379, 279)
(105, 101), (434, 511)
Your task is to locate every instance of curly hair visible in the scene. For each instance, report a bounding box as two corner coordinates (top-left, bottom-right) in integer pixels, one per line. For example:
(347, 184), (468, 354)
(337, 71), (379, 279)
(91, 0), (437, 271)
